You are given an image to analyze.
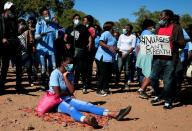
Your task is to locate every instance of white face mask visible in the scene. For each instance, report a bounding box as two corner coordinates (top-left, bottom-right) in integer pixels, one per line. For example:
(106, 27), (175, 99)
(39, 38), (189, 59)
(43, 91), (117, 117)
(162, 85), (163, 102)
(150, 28), (156, 33)
(44, 16), (50, 22)
(122, 29), (128, 35)
(64, 64), (73, 72)
(73, 19), (80, 25)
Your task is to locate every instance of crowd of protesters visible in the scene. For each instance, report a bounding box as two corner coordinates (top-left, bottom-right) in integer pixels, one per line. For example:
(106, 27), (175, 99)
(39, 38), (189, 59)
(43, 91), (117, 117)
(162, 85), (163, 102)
(0, 1), (192, 111)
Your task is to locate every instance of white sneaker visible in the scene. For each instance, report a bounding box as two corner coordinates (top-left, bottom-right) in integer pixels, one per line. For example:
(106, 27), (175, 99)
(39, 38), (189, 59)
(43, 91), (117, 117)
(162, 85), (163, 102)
(99, 90), (107, 97)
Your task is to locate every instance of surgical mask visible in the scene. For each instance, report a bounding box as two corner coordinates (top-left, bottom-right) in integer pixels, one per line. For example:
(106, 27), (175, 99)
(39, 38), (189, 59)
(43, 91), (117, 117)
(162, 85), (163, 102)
(44, 16), (50, 22)
(150, 28), (156, 33)
(122, 29), (128, 35)
(64, 64), (73, 72)
(73, 19), (80, 25)
(158, 19), (167, 26)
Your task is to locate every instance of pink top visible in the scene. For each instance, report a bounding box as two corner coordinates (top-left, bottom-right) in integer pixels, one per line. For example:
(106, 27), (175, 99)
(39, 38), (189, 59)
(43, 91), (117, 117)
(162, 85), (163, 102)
(88, 27), (96, 38)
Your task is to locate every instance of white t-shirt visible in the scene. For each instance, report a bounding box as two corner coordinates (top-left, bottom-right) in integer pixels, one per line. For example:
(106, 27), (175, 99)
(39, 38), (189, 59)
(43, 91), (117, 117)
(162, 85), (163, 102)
(117, 34), (136, 54)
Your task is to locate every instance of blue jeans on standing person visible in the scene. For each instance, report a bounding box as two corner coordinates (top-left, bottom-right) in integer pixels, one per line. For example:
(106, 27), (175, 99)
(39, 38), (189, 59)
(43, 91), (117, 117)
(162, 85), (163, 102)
(39, 53), (56, 74)
(150, 58), (176, 103)
(57, 98), (108, 122)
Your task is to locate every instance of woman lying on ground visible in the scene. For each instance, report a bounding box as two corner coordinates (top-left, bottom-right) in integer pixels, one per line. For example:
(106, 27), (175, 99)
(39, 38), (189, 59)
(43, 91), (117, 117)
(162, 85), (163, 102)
(46, 57), (132, 127)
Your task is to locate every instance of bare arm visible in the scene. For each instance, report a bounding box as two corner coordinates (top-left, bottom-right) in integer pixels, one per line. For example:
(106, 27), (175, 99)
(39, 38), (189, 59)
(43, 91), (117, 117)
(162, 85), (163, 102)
(87, 35), (93, 51)
(63, 72), (75, 94)
(99, 40), (118, 54)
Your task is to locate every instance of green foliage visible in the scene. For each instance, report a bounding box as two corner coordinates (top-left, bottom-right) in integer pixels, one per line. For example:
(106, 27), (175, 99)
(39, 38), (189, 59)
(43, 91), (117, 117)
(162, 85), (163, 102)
(180, 14), (192, 29)
(58, 9), (86, 28)
(1, 1), (191, 32)
(10, 0), (74, 14)
(57, 9), (100, 28)
(114, 18), (131, 33)
(133, 6), (191, 32)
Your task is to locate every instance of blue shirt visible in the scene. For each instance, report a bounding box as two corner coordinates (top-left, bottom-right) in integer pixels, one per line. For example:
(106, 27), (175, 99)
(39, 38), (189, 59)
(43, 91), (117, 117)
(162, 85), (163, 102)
(95, 31), (117, 62)
(94, 35), (100, 49)
(49, 69), (72, 101)
(180, 29), (192, 62)
(35, 19), (58, 55)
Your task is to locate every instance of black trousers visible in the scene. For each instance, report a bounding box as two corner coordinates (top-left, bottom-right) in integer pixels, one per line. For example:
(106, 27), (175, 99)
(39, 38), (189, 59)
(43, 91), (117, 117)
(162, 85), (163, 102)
(97, 60), (112, 92)
(22, 52), (33, 84)
(74, 57), (88, 88)
(0, 41), (22, 88)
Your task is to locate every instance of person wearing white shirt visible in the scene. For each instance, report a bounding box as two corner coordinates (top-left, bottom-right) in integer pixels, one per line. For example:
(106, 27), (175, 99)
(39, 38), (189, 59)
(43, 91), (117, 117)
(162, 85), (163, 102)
(116, 24), (136, 89)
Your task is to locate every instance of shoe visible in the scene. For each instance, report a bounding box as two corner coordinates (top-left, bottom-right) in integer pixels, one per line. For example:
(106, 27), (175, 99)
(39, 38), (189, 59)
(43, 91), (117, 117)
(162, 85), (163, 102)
(127, 80), (131, 85)
(151, 97), (164, 106)
(124, 84), (129, 90)
(96, 90), (101, 95)
(85, 115), (98, 128)
(139, 91), (148, 99)
(116, 105), (132, 121)
(39, 85), (47, 91)
(82, 89), (88, 94)
(163, 102), (173, 109)
(99, 90), (107, 97)
(29, 82), (34, 87)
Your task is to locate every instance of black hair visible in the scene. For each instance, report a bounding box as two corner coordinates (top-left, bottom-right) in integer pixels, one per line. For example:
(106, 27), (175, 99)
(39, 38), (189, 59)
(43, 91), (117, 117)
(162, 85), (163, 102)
(39, 6), (49, 15)
(84, 15), (94, 25)
(103, 21), (114, 31)
(125, 24), (133, 31)
(142, 19), (155, 30)
(173, 14), (180, 25)
(18, 18), (26, 25)
(162, 9), (174, 19)
(28, 16), (37, 23)
(94, 24), (102, 36)
(57, 57), (73, 67)
(72, 13), (81, 20)
(18, 19), (28, 34)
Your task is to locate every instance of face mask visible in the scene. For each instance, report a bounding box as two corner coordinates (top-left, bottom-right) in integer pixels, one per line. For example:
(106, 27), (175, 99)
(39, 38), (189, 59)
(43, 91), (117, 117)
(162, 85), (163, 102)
(122, 29), (128, 34)
(150, 28), (156, 33)
(44, 16), (50, 22)
(64, 64), (73, 72)
(158, 19), (167, 26)
(73, 19), (80, 25)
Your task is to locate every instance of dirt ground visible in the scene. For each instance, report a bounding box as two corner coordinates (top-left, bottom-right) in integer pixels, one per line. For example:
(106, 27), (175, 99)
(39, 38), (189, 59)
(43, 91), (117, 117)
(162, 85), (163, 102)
(0, 69), (192, 131)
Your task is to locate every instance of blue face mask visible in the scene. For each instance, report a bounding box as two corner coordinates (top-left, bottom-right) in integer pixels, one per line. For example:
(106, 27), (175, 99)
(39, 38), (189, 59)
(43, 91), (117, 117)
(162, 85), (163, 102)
(65, 64), (73, 72)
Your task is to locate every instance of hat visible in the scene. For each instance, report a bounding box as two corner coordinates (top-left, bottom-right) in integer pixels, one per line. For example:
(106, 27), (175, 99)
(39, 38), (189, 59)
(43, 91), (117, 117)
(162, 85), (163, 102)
(4, 2), (14, 10)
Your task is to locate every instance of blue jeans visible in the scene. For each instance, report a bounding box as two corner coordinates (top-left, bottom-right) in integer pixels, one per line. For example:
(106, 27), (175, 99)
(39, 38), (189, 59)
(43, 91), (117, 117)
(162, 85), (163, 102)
(150, 59), (176, 102)
(37, 51), (56, 74)
(57, 98), (107, 122)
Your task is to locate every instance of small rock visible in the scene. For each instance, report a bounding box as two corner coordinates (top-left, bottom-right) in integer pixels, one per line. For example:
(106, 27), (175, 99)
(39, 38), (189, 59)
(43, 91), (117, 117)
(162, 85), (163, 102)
(25, 125), (35, 130)
(10, 119), (17, 124)
(7, 97), (12, 102)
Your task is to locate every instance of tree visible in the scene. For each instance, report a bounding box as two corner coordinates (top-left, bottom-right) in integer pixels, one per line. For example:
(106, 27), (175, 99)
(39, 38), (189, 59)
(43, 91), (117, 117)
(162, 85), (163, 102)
(180, 14), (192, 29)
(114, 18), (131, 33)
(133, 6), (160, 32)
(58, 9), (100, 28)
(10, 0), (75, 15)
(133, 6), (151, 30)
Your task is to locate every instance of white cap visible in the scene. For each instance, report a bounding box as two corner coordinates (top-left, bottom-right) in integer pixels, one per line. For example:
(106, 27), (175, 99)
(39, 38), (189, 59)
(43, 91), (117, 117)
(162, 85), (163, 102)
(4, 2), (14, 10)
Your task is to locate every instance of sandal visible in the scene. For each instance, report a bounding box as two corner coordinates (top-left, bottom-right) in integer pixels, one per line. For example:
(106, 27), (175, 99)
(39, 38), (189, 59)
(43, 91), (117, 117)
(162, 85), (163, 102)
(116, 105), (132, 121)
